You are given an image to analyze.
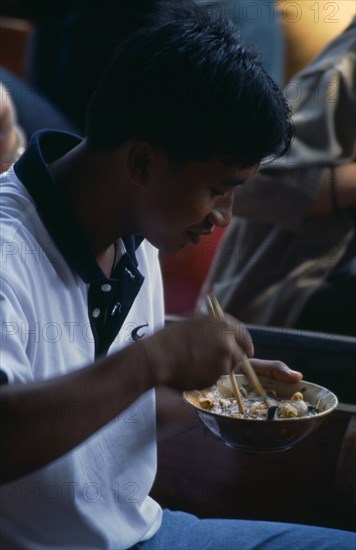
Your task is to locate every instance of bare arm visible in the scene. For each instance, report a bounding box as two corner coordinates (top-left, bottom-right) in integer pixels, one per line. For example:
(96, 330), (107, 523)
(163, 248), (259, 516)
(0, 342), (153, 484)
(307, 162), (356, 217)
(0, 317), (248, 484)
(1, 316), (302, 483)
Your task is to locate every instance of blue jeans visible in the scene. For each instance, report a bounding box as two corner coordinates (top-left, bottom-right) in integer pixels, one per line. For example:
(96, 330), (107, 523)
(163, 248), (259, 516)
(136, 509), (356, 550)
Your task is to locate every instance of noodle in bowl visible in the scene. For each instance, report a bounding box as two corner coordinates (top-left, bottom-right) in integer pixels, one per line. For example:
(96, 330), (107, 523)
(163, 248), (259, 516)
(183, 374), (338, 453)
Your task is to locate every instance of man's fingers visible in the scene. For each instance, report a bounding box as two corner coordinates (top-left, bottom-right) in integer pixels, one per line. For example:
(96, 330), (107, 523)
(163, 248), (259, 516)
(238, 358), (303, 383)
(224, 314), (254, 357)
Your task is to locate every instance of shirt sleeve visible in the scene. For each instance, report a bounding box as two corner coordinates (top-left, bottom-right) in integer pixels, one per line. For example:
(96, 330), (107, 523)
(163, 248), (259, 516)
(0, 276), (34, 385)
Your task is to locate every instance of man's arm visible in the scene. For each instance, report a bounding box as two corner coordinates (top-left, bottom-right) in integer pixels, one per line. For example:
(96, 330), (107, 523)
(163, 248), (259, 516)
(307, 162), (356, 217)
(0, 316), (302, 483)
(0, 341), (154, 484)
(0, 316), (252, 484)
(233, 161), (356, 230)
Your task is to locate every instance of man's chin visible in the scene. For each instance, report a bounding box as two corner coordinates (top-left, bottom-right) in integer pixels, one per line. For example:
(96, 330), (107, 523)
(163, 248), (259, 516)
(145, 231), (192, 254)
(160, 243), (187, 254)
(157, 238), (190, 255)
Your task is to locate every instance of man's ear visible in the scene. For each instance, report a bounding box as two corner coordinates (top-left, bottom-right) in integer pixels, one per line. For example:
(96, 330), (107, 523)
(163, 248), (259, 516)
(126, 141), (154, 186)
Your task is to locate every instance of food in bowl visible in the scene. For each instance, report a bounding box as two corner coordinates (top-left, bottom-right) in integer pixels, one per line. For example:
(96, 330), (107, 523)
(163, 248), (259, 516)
(197, 382), (319, 420)
(183, 374), (338, 453)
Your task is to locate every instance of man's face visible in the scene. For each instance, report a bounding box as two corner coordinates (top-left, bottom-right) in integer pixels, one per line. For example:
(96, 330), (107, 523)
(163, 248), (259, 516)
(136, 153), (259, 253)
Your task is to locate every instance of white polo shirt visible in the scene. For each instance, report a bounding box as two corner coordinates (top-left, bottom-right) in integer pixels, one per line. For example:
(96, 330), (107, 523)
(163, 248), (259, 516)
(0, 131), (164, 549)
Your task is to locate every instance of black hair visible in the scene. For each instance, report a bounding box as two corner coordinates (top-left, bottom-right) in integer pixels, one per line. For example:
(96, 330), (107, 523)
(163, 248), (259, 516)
(86, 2), (293, 167)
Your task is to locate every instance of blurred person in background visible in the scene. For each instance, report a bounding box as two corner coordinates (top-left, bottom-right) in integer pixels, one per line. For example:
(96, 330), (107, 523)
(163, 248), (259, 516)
(0, 82), (26, 173)
(0, 66), (77, 139)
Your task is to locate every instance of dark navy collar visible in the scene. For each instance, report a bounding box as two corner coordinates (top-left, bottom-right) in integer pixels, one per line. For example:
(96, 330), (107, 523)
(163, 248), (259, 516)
(14, 130), (143, 284)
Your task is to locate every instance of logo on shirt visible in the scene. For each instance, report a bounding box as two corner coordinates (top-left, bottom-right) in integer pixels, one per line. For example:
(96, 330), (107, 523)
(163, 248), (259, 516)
(131, 324), (149, 341)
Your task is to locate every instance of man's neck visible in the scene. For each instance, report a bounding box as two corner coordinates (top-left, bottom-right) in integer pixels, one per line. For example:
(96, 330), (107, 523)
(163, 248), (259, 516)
(48, 140), (135, 259)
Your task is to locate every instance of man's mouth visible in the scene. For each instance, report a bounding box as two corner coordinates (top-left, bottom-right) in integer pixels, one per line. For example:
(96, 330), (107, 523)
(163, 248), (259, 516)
(188, 231), (201, 245)
(188, 227), (214, 245)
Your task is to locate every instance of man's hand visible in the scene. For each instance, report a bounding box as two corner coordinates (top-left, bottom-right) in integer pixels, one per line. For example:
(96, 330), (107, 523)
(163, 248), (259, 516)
(139, 316), (251, 391)
(138, 315), (302, 391)
(235, 357), (302, 383)
(223, 313), (302, 383)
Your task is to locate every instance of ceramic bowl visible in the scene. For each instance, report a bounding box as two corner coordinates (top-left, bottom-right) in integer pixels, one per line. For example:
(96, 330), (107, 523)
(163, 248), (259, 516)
(183, 374), (338, 453)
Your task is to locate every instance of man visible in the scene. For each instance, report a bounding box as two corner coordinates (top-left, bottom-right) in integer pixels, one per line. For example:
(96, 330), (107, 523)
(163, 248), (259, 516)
(1, 4), (354, 549)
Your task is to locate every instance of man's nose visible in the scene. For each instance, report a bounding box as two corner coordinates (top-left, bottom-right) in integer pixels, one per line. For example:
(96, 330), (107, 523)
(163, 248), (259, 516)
(208, 192), (234, 228)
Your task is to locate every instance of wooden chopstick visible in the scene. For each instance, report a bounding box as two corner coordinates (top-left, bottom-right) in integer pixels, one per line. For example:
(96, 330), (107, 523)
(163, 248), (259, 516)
(206, 295), (245, 415)
(241, 354), (266, 398)
(207, 295), (266, 400)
